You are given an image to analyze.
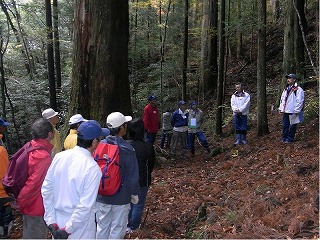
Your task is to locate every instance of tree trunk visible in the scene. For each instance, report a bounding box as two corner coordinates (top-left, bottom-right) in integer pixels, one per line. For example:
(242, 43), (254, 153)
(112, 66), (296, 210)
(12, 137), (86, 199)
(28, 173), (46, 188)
(53, 0), (62, 90)
(201, 0), (218, 94)
(282, 0), (295, 90)
(215, 0), (225, 136)
(293, 0), (305, 82)
(182, 0), (188, 101)
(70, 0), (132, 124)
(257, 0), (269, 136)
(45, 0), (57, 110)
(236, 0), (243, 58)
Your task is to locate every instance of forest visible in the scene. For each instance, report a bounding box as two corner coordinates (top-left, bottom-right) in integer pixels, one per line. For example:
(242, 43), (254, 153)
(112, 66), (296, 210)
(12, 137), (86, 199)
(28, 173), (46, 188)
(0, 0), (318, 239)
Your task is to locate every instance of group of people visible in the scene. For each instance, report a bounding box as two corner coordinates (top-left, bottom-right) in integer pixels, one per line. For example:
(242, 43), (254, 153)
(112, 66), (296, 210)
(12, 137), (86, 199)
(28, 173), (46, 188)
(0, 109), (155, 239)
(0, 73), (304, 239)
(143, 96), (211, 157)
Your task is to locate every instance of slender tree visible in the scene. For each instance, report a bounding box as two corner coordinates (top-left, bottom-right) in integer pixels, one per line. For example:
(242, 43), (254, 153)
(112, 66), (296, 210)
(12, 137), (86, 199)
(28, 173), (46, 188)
(69, 0), (132, 124)
(257, 0), (269, 135)
(53, 0), (62, 90)
(45, 0), (57, 110)
(215, 0), (226, 135)
(182, 0), (189, 101)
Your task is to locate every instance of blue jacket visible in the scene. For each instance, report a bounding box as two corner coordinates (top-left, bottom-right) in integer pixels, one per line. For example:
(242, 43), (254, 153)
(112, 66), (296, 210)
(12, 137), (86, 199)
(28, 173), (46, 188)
(171, 109), (188, 128)
(96, 136), (140, 205)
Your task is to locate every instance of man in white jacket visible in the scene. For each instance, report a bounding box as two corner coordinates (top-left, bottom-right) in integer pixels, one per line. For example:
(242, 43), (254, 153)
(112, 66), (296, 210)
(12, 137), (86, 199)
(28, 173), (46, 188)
(41, 120), (109, 239)
(278, 74), (304, 143)
(231, 82), (251, 144)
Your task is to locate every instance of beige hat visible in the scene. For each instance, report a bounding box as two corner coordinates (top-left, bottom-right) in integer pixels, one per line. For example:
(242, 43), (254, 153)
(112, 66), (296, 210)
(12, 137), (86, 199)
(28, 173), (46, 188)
(42, 108), (58, 119)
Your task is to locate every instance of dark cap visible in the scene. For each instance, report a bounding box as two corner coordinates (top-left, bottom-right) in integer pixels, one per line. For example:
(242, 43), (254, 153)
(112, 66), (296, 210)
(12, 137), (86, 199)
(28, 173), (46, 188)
(178, 100), (186, 106)
(0, 118), (10, 127)
(147, 95), (157, 101)
(285, 73), (297, 79)
(190, 101), (197, 107)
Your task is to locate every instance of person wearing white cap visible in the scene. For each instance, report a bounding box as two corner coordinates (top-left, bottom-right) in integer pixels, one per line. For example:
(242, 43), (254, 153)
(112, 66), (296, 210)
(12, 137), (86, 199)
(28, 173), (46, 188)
(96, 112), (140, 239)
(64, 114), (87, 150)
(42, 120), (110, 239)
(42, 108), (62, 156)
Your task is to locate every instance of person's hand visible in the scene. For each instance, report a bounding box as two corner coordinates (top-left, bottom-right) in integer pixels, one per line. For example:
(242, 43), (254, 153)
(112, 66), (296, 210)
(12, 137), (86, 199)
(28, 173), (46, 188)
(54, 228), (70, 239)
(131, 195), (139, 204)
(48, 223), (59, 236)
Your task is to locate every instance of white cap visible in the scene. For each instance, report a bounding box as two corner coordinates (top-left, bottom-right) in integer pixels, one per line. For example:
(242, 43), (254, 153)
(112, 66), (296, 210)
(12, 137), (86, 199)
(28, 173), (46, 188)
(106, 112), (132, 128)
(69, 114), (87, 125)
(42, 108), (58, 119)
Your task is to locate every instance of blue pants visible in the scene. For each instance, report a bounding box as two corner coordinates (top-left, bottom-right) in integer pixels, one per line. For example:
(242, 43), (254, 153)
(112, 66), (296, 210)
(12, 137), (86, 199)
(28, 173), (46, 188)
(234, 114), (247, 135)
(127, 186), (149, 230)
(187, 131), (209, 154)
(282, 113), (297, 142)
(160, 130), (172, 148)
(145, 132), (156, 145)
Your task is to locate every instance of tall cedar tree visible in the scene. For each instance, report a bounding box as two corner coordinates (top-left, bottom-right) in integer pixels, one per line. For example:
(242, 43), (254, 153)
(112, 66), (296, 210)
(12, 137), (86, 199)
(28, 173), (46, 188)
(69, 0), (132, 124)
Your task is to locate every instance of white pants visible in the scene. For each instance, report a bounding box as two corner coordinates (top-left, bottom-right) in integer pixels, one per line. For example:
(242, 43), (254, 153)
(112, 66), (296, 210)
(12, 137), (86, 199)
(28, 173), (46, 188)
(96, 202), (130, 239)
(56, 210), (96, 239)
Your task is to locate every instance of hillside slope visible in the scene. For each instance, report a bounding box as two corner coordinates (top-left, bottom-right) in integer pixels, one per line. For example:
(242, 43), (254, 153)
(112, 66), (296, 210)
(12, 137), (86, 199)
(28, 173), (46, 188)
(126, 113), (318, 239)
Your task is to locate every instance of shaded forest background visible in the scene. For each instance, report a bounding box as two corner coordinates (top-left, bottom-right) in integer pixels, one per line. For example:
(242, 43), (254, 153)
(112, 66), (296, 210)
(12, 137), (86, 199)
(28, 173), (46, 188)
(0, 0), (318, 239)
(0, 1), (318, 151)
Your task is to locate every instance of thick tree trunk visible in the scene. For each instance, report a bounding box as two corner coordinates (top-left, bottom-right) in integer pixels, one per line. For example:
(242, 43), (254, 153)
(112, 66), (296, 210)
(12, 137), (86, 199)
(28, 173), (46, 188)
(70, 0), (131, 125)
(53, 0), (62, 90)
(257, 0), (269, 136)
(201, 0), (218, 94)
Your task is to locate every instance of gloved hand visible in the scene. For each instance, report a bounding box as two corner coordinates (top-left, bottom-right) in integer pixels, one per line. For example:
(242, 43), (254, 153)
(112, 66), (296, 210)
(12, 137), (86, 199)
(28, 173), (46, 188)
(54, 228), (70, 239)
(48, 223), (59, 237)
(131, 195), (139, 204)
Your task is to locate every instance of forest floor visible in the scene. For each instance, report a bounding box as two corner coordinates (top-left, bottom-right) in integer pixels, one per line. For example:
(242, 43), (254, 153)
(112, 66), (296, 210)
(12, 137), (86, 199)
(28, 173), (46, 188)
(10, 107), (319, 239)
(124, 112), (319, 239)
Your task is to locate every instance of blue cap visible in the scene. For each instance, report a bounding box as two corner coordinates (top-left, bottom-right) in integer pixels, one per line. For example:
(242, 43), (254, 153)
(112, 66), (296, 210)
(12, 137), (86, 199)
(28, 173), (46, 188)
(147, 95), (157, 101)
(190, 101), (197, 107)
(285, 73), (297, 79)
(178, 100), (186, 106)
(78, 120), (110, 140)
(0, 118), (10, 127)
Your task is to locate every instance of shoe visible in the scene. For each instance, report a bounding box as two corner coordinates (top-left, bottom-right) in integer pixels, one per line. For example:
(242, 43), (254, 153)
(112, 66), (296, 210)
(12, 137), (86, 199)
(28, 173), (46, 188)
(241, 139), (247, 144)
(126, 227), (134, 234)
(234, 139), (241, 145)
(206, 148), (211, 153)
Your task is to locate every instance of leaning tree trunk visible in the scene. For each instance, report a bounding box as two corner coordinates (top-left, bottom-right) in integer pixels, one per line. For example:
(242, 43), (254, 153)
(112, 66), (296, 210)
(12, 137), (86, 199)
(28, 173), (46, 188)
(257, 0), (269, 136)
(70, 0), (132, 125)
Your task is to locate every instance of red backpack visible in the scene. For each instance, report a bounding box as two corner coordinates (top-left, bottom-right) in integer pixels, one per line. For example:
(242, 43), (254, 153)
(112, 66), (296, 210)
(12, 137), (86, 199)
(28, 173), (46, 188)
(93, 142), (122, 196)
(2, 141), (46, 199)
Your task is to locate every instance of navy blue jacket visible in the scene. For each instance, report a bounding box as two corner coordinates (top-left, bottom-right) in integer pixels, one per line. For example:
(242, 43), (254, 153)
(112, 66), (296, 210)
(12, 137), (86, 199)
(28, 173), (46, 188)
(171, 109), (188, 128)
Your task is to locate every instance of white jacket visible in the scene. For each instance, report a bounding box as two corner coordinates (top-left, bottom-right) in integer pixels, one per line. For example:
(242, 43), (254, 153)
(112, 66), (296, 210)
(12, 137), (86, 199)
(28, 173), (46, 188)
(231, 91), (251, 115)
(42, 146), (102, 239)
(279, 85), (304, 113)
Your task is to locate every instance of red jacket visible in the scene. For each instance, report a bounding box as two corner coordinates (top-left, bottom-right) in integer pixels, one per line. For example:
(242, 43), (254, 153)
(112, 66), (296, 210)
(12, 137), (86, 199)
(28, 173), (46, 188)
(17, 139), (53, 216)
(143, 103), (159, 134)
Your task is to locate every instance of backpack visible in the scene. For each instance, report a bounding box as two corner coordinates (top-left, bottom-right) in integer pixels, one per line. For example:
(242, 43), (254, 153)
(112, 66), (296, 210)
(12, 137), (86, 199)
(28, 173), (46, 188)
(2, 141), (46, 199)
(93, 142), (122, 196)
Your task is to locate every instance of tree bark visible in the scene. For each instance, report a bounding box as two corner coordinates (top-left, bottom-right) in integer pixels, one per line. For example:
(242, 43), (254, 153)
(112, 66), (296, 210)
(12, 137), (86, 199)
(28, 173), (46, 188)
(182, 0), (188, 101)
(201, 0), (218, 94)
(257, 0), (269, 136)
(53, 0), (62, 90)
(215, 0), (225, 136)
(45, 0), (57, 110)
(70, 0), (132, 124)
